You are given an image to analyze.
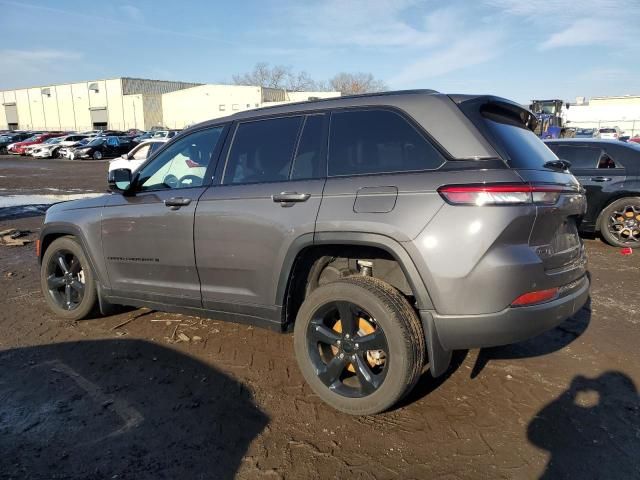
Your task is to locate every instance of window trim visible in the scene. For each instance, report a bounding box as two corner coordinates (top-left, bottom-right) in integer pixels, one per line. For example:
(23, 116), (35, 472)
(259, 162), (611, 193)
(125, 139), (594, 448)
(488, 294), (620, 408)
(289, 113), (329, 181)
(326, 106), (447, 178)
(219, 114), (306, 186)
(131, 124), (230, 193)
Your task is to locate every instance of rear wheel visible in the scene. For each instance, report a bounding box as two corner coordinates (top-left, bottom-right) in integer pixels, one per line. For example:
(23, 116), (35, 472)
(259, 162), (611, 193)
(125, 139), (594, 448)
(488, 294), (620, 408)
(40, 236), (97, 320)
(294, 276), (425, 415)
(599, 197), (640, 247)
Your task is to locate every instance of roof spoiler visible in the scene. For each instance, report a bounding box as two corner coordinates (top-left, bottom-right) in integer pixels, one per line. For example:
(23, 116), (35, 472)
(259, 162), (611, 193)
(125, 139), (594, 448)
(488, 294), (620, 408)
(449, 94), (538, 132)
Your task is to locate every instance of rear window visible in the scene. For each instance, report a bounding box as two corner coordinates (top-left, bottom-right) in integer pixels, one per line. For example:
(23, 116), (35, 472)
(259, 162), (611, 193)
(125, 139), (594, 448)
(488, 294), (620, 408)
(478, 105), (557, 169)
(599, 128), (616, 133)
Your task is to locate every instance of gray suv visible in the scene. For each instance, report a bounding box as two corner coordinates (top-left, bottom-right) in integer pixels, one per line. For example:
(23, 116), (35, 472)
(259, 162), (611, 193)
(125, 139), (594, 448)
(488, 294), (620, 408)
(38, 90), (589, 414)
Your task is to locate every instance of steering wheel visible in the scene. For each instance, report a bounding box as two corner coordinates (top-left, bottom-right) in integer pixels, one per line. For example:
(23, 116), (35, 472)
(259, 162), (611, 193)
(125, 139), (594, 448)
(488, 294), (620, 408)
(177, 174), (202, 188)
(163, 174), (179, 189)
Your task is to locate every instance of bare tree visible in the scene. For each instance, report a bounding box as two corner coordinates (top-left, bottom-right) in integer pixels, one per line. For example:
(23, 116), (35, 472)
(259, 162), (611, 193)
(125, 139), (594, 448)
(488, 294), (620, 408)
(232, 63), (318, 91)
(232, 63), (387, 94)
(328, 72), (387, 95)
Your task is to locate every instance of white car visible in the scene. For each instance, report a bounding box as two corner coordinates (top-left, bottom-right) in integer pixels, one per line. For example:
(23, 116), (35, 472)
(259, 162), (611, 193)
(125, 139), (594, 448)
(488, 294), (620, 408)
(108, 139), (168, 173)
(598, 127), (623, 140)
(29, 134), (92, 158)
(24, 137), (64, 157)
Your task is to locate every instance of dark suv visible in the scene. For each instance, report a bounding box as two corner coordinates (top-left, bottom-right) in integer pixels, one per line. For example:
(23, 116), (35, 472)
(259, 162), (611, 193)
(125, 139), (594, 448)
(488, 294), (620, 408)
(38, 91), (589, 414)
(545, 138), (640, 247)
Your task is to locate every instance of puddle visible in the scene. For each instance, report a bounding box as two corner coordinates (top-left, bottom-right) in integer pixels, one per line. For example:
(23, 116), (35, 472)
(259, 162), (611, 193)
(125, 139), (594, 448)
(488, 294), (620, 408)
(0, 193), (103, 208)
(0, 193), (104, 220)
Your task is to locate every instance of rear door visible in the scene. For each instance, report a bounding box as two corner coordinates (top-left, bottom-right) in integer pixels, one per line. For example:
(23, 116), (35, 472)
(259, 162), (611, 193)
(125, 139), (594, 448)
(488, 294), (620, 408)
(194, 114), (328, 319)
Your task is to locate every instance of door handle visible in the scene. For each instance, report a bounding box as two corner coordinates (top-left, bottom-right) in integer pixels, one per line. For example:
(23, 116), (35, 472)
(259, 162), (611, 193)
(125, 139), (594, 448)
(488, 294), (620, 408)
(164, 197), (192, 209)
(272, 192), (311, 204)
(590, 176), (612, 182)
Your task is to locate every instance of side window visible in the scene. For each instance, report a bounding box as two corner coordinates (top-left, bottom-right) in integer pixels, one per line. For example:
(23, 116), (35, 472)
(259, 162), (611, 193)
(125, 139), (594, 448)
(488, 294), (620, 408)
(328, 109), (445, 176)
(551, 146), (600, 169)
(291, 114), (328, 180)
(223, 116), (303, 184)
(149, 142), (164, 155)
(598, 151), (619, 169)
(132, 144), (151, 160)
(137, 127), (225, 190)
(106, 137), (119, 147)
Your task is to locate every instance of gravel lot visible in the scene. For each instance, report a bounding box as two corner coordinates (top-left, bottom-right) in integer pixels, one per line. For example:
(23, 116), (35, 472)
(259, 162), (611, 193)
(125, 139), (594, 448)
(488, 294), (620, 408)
(1, 156), (639, 480)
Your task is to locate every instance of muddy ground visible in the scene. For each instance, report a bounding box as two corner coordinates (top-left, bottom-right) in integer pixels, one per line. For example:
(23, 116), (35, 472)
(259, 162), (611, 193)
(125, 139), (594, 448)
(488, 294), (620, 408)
(1, 156), (639, 479)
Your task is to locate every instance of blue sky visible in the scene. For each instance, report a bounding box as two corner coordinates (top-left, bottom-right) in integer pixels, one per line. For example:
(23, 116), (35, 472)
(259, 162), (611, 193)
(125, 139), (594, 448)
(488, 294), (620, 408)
(0, 0), (638, 103)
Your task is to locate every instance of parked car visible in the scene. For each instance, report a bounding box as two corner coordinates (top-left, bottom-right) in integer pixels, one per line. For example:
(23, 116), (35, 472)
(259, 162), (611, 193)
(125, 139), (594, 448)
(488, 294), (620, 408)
(545, 138), (640, 247)
(69, 136), (134, 160)
(24, 137), (64, 156)
(96, 130), (128, 137)
(59, 138), (92, 159)
(28, 134), (91, 158)
(574, 128), (596, 138)
(39, 91), (589, 415)
(8, 132), (65, 155)
(108, 139), (168, 173)
(597, 127), (623, 140)
(151, 129), (180, 140)
(628, 136), (640, 145)
(0, 132), (33, 154)
(132, 131), (153, 144)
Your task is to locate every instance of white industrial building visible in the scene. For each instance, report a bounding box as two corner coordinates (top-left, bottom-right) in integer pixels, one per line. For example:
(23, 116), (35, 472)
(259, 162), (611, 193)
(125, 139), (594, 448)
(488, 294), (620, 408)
(161, 85), (339, 129)
(567, 95), (640, 136)
(0, 77), (341, 131)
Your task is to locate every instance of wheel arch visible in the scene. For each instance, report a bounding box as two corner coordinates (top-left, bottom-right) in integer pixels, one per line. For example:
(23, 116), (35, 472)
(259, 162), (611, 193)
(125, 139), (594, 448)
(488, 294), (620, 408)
(276, 232), (434, 327)
(594, 193), (640, 232)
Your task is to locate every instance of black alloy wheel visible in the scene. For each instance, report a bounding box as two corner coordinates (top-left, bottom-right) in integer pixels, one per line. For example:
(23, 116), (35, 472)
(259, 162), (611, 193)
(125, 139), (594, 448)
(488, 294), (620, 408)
(307, 300), (389, 398)
(45, 249), (86, 310)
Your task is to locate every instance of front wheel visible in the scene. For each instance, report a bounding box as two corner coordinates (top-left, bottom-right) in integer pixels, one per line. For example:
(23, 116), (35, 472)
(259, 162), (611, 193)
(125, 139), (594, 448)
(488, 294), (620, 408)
(40, 236), (98, 320)
(92, 150), (103, 160)
(294, 276), (425, 415)
(599, 197), (640, 247)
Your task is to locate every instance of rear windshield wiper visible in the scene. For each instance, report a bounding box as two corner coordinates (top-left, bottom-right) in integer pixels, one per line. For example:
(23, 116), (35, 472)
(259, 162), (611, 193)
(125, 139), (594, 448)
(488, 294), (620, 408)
(544, 159), (571, 171)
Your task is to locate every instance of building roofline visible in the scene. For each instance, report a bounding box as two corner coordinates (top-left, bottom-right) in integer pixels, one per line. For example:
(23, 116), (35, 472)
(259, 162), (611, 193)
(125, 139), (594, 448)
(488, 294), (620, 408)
(0, 77), (203, 93)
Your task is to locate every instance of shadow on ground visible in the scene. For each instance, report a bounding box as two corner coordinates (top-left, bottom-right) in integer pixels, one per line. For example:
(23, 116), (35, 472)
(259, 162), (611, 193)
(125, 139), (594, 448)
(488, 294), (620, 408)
(528, 371), (640, 479)
(0, 339), (269, 480)
(470, 298), (592, 378)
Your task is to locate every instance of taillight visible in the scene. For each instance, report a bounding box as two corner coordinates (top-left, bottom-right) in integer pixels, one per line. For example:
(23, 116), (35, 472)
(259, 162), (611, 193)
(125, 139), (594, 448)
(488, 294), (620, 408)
(511, 287), (559, 306)
(437, 184), (565, 206)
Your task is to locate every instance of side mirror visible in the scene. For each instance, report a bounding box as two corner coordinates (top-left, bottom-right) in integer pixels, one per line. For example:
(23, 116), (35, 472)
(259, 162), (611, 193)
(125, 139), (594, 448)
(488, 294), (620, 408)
(108, 168), (133, 192)
(120, 153), (128, 159)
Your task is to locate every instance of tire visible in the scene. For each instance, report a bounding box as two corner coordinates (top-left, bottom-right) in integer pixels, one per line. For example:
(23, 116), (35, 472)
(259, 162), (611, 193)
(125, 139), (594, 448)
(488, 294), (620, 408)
(92, 150), (103, 160)
(0, 146), (7, 155)
(40, 236), (98, 320)
(599, 197), (640, 247)
(294, 276), (425, 415)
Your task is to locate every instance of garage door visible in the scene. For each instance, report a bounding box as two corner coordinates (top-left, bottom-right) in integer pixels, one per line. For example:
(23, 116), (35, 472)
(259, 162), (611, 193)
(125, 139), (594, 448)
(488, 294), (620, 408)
(4, 104), (18, 124)
(90, 108), (108, 127)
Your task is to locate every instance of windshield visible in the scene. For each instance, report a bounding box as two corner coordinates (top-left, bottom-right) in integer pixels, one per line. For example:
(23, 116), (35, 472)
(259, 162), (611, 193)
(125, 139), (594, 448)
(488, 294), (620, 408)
(577, 128), (594, 135)
(23, 135), (38, 142)
(0, 135), (10, 142)
(87, 138), (105, 147)
(43, 137), (61, 144)
(600, 128), (616, 133)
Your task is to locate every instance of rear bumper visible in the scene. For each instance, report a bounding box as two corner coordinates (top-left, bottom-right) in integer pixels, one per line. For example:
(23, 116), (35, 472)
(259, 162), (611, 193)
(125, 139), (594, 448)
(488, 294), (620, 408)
(428, 275), (589, 350)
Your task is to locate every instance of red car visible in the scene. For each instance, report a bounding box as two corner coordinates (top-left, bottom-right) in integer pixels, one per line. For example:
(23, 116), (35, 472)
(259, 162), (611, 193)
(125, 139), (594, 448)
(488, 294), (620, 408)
(9, 132), (65, 155)
(628, 136), (640, 144)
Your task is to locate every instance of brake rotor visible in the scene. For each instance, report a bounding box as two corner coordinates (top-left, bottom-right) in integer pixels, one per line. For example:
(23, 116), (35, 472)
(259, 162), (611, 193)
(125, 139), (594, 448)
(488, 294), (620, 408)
(332, 317), (384, 372)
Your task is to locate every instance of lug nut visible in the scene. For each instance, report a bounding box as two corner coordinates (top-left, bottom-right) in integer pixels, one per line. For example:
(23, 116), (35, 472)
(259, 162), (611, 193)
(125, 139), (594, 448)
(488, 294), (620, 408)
(355, 343), (359, 349)
(339, 353), (344, 359)
(336, 340), (341, 345)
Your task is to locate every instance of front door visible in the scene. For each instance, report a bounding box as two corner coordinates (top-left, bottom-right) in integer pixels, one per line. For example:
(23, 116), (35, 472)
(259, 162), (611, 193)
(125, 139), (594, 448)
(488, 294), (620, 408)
(101, 125), (228, 307)
(195, 114), (328, 319)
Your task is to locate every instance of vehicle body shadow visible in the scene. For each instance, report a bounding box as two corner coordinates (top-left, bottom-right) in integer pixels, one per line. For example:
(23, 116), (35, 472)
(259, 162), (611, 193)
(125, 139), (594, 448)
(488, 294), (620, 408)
(528, 371), (640, 479)
(0, 339), (269, 479)
(394, 349), (469, 409)
(470, 297), (592, 378)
